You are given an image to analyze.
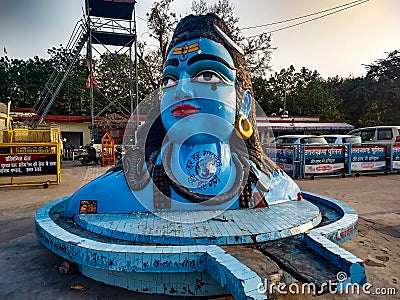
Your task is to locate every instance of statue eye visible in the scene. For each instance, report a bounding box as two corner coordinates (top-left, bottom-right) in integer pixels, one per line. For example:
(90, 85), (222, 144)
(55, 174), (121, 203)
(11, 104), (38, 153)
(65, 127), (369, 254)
(162, 76), (178, 88)
(192, 71), (224, 84)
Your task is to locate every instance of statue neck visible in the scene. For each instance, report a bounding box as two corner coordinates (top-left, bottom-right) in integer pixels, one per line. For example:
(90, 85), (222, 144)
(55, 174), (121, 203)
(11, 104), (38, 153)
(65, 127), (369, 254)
(169, 142), (234, 194)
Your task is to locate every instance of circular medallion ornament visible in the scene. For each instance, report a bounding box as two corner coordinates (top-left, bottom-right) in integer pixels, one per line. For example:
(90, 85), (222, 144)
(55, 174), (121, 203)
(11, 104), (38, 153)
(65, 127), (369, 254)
(186, 151), (222, 190)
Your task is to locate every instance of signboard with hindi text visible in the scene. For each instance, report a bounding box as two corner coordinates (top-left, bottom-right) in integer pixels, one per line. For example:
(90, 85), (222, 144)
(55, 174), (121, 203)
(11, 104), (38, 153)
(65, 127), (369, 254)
(0, 154), (57, 176)
(350, 145), (387, 172)
(392, 144), (400, 170)
(264, 145), (294, 174)
(304, 146), (345, 175)
(0, 128), (61, 187)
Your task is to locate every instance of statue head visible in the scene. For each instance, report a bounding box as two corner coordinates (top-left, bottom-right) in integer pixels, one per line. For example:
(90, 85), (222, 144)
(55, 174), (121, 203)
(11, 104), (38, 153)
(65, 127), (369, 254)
(160, 37), (237, 144)
(123, 13), (280, 211)
(166, 13), (252, 92)
(137, 13), (278, 176)
(160, 13), (276, 173)
(160, 14), (254, 146)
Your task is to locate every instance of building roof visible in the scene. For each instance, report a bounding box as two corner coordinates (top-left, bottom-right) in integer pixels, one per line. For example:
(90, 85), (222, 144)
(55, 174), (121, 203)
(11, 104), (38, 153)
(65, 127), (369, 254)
(257, 120), (354, 131)
(255, 115), (354, 131)
(10, 108), (354, 131)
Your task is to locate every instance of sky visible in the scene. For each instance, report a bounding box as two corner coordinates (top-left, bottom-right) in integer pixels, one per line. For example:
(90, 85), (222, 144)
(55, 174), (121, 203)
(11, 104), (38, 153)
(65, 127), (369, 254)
(0, 0), (399, 79)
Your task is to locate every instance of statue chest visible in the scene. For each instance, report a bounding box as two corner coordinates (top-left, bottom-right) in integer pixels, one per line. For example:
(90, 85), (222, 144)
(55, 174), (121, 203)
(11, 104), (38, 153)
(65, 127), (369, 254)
(163, 143), (236, 196)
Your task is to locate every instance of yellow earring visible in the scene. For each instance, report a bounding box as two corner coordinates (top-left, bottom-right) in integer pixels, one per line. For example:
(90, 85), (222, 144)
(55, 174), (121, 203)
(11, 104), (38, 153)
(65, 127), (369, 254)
(236, 115), (253, 140)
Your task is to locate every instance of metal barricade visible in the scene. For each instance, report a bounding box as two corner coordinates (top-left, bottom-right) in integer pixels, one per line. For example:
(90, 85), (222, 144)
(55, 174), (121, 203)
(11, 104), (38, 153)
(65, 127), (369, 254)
(0, 129), (62, 188)
(62, 149), (78, 161)
(390, 143), (400, 174)
(264, 142), (400, 180)
(300, 144), (347, 179)
(349, 144), (388, 177)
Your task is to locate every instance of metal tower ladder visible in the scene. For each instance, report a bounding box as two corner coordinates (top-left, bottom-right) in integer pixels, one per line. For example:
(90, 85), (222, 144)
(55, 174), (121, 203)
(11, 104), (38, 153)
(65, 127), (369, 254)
(29, 17), (89, 126)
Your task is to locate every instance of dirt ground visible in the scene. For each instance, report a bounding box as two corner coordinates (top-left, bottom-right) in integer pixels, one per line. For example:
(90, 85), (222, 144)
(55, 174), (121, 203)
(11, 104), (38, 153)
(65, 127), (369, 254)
(296, 175), (399, 300)
(0, 161), (398, 299)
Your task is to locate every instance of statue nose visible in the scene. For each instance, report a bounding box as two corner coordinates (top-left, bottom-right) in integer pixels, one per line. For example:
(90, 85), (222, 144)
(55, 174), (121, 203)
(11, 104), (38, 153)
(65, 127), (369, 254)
(174, 78), (194, 100)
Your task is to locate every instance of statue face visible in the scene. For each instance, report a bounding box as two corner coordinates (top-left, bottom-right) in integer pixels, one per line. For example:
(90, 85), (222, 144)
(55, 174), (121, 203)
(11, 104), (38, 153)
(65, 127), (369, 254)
(160, 38), (237, 144)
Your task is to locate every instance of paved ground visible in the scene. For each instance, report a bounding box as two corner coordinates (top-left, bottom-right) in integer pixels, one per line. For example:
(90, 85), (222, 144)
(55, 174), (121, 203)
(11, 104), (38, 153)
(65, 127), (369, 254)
(0, 161), (399, 299)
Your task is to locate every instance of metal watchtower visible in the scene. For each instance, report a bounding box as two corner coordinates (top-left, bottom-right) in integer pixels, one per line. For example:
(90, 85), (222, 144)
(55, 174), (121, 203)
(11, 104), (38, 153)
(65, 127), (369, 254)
(29, 0), (138, 141)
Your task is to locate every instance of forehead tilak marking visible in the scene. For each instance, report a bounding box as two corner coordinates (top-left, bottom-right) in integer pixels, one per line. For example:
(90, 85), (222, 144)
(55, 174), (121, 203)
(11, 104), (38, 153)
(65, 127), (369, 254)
(170, 39), (235, 70)
(172, 42), (200, 62)
(172, 42), (200, 55)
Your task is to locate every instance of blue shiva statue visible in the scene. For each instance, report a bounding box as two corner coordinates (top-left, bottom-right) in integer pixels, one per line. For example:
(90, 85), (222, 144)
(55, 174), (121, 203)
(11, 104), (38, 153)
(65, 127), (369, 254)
(64, 13), (300, 217)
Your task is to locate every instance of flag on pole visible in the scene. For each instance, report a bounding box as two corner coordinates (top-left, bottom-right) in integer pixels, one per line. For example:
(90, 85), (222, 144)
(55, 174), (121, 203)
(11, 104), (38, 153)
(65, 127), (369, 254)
(3, 47), (7, 55)
(86, 59), (99, 89)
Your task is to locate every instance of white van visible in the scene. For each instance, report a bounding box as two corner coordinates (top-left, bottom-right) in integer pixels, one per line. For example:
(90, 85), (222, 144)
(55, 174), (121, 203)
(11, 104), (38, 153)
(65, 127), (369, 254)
(322, 134), (362, 145)
(273, 135), (328, 146)
(348, 126), (400, 144)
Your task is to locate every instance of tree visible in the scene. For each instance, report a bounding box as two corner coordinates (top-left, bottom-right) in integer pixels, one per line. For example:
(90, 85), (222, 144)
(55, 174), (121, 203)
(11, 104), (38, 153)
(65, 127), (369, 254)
(365, 50), (400, 125)
(191, 0), (274, 77)
(191, 0), (241, 40)
(0, 56), (54, 109)
(0, 57), (11, 103)
(137, 0), (178, 90)
(253, 65), (343, 120)
(339, 50), (400, 126)
(137, 0), (275, 92)
(339, 77), (374, 126)
(365, 50), (400, 81)
(46, 45), (89, 116)
(95, 52), (132, 115)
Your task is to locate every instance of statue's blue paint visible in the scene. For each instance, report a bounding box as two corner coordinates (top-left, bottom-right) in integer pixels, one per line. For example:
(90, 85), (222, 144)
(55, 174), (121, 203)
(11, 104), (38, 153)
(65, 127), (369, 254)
(161, 39), (237, 145)
(63, 38), (301, 217)
(172, 142), (236, 196)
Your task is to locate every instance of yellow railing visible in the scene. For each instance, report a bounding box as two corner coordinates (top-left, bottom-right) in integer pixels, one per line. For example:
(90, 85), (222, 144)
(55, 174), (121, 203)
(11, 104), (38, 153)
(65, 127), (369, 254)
(0, 127), (60, 143)
(0, 129), (61, 188)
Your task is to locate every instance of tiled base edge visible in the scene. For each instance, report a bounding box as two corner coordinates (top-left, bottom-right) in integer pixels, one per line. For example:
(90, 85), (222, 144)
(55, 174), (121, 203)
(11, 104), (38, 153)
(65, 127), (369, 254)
(303, 191), (367, 286)
(79, 265), (228, 296)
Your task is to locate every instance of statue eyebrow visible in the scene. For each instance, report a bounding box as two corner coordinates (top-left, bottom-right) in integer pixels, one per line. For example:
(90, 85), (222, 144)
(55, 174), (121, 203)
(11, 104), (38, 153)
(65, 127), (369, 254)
(163, 58), (179, 68)
(187, 54), (236, 70)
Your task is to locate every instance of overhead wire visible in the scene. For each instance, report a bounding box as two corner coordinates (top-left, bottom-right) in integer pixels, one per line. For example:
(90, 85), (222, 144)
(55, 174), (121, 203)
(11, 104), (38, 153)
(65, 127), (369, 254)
(135, 1), (370, 40)
(137, 15), (147, 22)
(241, 0), (367, 30)
(243, 0), (369, 38)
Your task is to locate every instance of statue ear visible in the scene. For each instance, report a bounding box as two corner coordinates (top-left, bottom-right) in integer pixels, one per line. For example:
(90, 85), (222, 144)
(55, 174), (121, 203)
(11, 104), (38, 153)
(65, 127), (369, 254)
(239, 90), (252, 118)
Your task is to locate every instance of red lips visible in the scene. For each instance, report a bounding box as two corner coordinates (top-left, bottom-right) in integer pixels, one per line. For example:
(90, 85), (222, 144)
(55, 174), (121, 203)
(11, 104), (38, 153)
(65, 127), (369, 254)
(171, 104), (200, 116)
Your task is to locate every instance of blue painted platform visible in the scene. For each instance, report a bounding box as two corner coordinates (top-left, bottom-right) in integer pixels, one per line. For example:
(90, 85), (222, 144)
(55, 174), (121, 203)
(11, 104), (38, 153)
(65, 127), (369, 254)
(35, 193), (366, 299)
(74, 200), (321, 245)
